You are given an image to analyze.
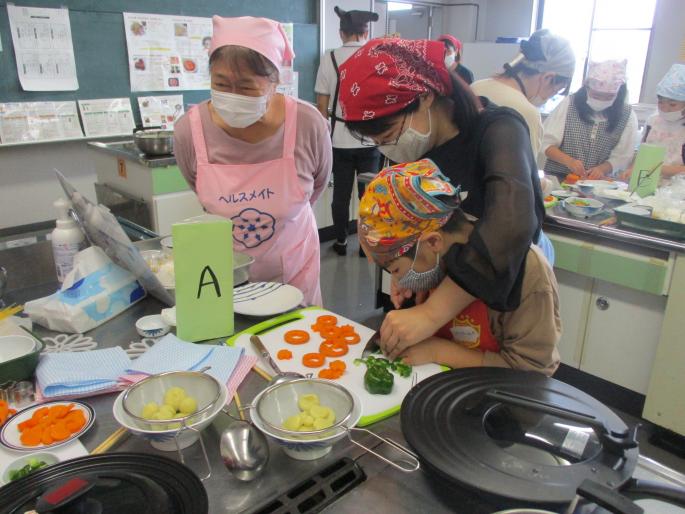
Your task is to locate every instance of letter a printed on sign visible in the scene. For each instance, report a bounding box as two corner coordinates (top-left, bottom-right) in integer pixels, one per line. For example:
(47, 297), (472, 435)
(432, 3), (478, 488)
(173, 215), (234, 341)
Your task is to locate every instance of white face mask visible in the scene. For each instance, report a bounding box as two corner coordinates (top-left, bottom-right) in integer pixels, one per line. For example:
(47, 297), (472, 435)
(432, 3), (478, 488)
(379, 110), (432, 163)
(586, 96), (615, 112)
(211, 89), (270, 128)
(659, 109), (685, 123)
(444, 53), (455, 69)
(397, 240), (445, 292)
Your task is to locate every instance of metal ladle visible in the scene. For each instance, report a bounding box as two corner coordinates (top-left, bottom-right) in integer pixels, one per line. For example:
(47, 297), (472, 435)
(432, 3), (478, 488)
(250, 335), (305, 386)
(220, 392), (269, 481)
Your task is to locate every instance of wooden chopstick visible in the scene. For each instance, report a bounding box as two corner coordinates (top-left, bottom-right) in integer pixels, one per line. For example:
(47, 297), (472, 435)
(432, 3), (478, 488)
(251, 365), (273, 382)
(90, 427), (129, 455)
(233, 393), (247, 421)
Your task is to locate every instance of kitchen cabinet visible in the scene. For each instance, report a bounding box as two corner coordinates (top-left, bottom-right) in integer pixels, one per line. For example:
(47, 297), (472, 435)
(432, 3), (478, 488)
(551, 231), (669, 395)
(580, 279), (665, 394)
(554, 269), (593, 368)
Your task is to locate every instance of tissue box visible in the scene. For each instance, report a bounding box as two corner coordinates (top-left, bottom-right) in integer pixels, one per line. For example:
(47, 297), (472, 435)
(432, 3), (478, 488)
(25, 247), (146, 333)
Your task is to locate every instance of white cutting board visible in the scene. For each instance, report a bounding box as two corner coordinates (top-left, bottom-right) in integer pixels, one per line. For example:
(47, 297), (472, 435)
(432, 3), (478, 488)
(227, 307), (444, 426)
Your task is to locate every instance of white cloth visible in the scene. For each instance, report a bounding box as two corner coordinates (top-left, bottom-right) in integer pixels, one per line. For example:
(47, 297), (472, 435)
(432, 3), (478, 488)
(314, 41), (365, 148)
(471, 78), (543, 156)
(645, 112), (685, 166)
(540, 96), (638, 172)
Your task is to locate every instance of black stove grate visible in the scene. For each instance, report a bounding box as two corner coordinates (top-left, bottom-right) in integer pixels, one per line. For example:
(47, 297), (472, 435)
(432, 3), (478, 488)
(248, 458), (366, 514)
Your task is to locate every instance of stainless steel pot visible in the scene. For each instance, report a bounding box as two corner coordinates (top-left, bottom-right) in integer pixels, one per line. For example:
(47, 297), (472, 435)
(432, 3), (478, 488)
(133, 127), (174, 156)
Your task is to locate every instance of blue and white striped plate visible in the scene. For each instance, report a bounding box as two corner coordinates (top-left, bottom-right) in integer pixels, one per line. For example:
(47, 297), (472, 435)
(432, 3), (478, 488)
(232, 282), (304, 317)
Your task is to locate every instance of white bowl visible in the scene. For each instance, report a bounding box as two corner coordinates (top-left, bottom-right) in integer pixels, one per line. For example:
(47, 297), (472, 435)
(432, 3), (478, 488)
(250, 379), (362, 461)
(135, 314), (171, 338)
(550, 189), (577, 200)
(576, 180), (619, 195)
(0, 335), (37, 364)
(563, 197), (604, 218)
(1, 452), (58, 484)
(113, 371), (228, 452)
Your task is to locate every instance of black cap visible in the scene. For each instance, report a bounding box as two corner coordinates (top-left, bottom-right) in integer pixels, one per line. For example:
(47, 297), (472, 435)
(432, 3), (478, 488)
(334, 6), (379, 35)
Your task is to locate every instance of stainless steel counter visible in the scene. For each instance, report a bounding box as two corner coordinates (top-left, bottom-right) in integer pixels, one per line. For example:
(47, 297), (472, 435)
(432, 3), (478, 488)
(88, 140), (177, 168)
(545, 205), (685, 253)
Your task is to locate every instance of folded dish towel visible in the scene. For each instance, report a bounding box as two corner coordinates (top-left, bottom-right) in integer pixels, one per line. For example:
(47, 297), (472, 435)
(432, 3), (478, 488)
(36, 347), (132, 398)
(126, 334), (243, 386)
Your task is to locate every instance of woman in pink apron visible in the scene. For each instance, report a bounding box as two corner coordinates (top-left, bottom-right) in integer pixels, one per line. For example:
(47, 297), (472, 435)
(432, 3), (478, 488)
(174, 16), (332, 306)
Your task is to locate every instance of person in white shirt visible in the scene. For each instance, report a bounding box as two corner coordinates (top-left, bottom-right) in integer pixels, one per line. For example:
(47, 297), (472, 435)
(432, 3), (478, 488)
(471, 30), (574, 157)
(621, 63), (685, 181)
(542, 59), (638, 181)
(315, 6), (381, 256)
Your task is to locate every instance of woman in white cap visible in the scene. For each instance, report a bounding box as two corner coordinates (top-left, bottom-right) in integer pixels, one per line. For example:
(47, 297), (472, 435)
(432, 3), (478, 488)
(471, 29), (575, 157)
(542, 59), (638, 181)
(622, 63), (685, 180)
(174, 16), (332, 306)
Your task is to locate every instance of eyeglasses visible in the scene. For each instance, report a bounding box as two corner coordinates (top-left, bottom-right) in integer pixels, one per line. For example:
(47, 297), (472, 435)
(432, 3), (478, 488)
(359, 112), (409, 147)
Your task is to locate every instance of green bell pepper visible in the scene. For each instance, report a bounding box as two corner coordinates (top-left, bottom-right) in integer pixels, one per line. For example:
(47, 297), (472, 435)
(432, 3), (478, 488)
(364, 365), (394, 395)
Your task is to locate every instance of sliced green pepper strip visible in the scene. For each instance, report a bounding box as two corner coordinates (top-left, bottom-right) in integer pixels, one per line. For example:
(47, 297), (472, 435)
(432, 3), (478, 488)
(364, 366), (394, 395)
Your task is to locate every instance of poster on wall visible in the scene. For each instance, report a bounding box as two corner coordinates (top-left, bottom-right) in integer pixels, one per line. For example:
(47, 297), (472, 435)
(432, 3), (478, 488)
(123, 12), (212, 92)
(0, 101), (82, 144)
(6, 5), (79, 91)
(78, 98), (135, 137)
(137, 95), (184, 128)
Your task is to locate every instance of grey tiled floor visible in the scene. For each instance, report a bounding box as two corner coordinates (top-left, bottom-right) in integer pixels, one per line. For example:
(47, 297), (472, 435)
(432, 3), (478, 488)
(319, 234), (685, 476)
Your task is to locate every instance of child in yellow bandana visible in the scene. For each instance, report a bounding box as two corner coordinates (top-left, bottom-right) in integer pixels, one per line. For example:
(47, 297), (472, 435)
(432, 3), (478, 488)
(359, 159), (561, 375)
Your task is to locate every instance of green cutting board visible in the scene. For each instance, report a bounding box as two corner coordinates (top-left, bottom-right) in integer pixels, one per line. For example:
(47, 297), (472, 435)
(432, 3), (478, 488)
(226, 307), (444, 427)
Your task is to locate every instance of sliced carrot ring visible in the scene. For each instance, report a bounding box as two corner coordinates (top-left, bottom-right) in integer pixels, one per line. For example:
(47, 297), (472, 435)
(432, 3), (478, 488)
(310, 323), (323, 333)
(284, 330), (310, 344)
(319, 326), (340, 340)
(341, 332), (361, 345)
(316, 315), (338, 327)
(318, 369), (335, 379)
(319, 340), (348, 358)
(302, 352), (326, 368)
(277, 349), (293, 360)
(338, 324), (355, 334)
(330, 360), (346, 372)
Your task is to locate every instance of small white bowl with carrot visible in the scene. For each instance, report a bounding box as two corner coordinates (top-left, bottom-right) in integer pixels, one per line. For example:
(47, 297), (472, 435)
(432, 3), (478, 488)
(0, 400), (95, 451)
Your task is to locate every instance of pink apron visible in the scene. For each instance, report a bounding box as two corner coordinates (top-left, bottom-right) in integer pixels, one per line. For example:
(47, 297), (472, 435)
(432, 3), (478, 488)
(189, 97), (322, 306)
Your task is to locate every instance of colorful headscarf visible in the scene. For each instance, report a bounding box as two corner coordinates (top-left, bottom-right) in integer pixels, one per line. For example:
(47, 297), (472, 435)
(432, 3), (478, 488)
(586, 59), (627, 94)
(209, 16), (295, 69)
(358, 159), (461, 266)
(437, 34), (462, 54)
(339, 38), (452, 122)
(656, 64), (685, 102)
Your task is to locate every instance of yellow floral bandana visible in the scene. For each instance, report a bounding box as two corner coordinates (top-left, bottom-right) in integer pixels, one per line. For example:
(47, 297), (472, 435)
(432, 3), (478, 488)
(358, 159), (461, 266)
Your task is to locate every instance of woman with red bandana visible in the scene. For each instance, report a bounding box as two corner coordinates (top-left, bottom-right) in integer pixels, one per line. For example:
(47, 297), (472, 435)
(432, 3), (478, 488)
(338, 38), (545, 359)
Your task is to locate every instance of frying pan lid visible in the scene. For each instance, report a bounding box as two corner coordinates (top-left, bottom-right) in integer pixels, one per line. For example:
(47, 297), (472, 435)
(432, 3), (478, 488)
(0, 453), (208, 514)
(400, 368), (639, 505)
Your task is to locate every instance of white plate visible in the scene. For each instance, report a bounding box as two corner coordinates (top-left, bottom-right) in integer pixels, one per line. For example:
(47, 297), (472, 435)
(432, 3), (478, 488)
(232, 282), (304, 317)
(576, 180), (619, 189)
(0, 400), (95, 451)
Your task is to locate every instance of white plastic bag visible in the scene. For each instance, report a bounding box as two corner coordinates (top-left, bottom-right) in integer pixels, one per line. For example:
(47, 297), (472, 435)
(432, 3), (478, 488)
(25, 247), (147, 333)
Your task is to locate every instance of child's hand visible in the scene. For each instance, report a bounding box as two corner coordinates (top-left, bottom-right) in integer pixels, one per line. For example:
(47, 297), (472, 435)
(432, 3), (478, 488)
(619, 167), (633, 182)
(390, 280), (413, 309)
(398, 339), (438, 366)
(380, 305), (437, 360)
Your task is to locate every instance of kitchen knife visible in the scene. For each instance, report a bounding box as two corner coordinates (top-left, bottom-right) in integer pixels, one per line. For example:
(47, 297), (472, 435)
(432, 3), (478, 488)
(362, 330), (382, 359)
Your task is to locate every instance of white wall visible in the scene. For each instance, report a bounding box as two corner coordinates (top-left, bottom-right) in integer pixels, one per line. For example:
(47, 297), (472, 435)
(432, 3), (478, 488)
(484, 0), (533, 40)
(0, 142), (97, 229)
(641, 0), (685, 102)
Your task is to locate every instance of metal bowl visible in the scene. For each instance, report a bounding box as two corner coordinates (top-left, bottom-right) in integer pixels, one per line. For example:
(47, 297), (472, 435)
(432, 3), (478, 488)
(133, 129), (174, 156)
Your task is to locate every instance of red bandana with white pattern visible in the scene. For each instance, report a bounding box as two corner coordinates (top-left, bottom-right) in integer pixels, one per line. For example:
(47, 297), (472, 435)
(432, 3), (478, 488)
(338, 38), (452, 122)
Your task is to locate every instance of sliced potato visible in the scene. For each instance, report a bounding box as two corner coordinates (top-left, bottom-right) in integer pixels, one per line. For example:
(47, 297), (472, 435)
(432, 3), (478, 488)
(283, 414), (301, 431)
(298, 394), (320, 412)
(313, 417), (334, 430)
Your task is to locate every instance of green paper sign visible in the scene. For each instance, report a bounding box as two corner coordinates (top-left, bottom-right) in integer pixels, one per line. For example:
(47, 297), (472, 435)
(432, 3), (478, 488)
(629, 143), (666, 198)
(172, 215), (234, 342)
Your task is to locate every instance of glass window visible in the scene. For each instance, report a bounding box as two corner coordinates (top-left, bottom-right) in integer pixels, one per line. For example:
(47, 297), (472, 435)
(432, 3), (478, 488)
(541, 0), (657, 103)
